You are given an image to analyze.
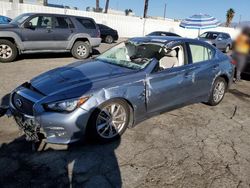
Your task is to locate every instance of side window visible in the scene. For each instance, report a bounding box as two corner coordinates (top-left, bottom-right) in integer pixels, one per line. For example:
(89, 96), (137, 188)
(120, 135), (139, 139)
(223, 34), (229, 39)
(39, 16), (52, 28)
(54, 17), (74, 29)
(189, 44), (213, 64)
(77, 18), (96, 29)
(29, 16), (39, 27)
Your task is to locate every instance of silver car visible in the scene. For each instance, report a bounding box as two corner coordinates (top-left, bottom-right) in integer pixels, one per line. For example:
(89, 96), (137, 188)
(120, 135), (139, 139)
(5, 37), (234, 144)
(198, 32), (232, 53)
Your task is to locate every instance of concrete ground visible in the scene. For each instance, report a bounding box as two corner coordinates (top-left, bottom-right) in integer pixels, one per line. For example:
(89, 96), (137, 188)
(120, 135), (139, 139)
(0, 40), (250, 188)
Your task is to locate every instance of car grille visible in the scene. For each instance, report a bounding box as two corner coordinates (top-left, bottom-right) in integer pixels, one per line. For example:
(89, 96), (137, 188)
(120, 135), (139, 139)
(12, 93), (34, 116)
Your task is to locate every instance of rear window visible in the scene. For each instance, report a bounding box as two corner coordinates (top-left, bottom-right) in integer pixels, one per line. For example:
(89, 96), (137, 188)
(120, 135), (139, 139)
(77, 18), (96, 29)
(54, 17), (74, 28)
(189, 44), (214, 63)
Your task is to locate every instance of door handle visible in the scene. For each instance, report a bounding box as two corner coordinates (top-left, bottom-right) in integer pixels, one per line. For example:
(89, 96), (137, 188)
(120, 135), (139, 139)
(47, 29), (52, 33)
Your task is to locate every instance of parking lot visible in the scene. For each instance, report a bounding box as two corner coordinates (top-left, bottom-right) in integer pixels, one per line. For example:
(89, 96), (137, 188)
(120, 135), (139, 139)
(0, 40), (250, 187)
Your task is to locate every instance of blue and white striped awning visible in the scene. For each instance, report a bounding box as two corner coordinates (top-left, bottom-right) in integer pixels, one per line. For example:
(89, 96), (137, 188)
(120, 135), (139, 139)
(180, 14), (220, 29)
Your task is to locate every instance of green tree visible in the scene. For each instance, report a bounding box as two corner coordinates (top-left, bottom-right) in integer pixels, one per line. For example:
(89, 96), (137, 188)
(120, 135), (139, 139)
(226, 8), (235, 27)
(125, 9), (133, 16)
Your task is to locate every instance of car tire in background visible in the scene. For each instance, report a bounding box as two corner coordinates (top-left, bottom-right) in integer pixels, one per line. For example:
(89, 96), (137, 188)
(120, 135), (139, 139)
(71, 41), (90, 59)
(224, 45), (230, 53)
(207, 77), (227, 106)
(105, 35), (114, 44)
(0, 40), (18, 63)
(87, 99), (130, 143)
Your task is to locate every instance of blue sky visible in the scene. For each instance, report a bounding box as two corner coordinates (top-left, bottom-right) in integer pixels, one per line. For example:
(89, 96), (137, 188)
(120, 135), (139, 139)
(49, 0), (250, 22)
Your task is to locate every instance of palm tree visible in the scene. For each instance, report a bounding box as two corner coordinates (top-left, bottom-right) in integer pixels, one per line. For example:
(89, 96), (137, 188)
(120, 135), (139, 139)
(96, 0), (100, 12)
(143, 0), (149, 18)
(226, 8), (235, 27)
(104, 0), (110, 13)
(125, 9), (133, 16)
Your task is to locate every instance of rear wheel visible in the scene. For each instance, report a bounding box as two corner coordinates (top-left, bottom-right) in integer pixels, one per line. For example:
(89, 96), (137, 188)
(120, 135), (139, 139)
(105, 35), (114, 44)
(87, 99), (130, 142)
(207, 77), (227, 106)
(0, 40), (18, 63)
(224, 45), (230, 53)
(71, 41), (90, 59)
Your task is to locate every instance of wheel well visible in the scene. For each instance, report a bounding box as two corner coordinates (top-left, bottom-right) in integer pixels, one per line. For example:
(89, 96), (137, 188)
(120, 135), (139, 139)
(89, 97), (135, 128)
(219, 75), (229, 89)
(74, 38), (89, 44)
(0, 37), (16, 45)
(111, 98), (135, 128)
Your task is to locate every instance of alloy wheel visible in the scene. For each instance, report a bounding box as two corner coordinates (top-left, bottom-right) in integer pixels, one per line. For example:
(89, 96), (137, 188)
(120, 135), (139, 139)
(77, 45), (87, 57)
(0, 44), (12, 59)
(213, 81), (225, 103)
(96, 103), (127, 139)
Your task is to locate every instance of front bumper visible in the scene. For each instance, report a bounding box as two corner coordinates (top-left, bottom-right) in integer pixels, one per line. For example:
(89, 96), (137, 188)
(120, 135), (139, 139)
(9, 91), (91, 144)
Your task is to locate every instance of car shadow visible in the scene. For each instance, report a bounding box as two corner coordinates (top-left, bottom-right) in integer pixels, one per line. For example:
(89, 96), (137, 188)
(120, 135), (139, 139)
(0, 136), (122, 187)
(0, 94), (10, 117)
(241, 73), (250, 81)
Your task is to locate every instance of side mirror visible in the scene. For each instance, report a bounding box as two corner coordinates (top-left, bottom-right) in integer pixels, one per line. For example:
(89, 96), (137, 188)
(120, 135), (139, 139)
(217, 37), (223, 41)
(23, 22), (34, 29)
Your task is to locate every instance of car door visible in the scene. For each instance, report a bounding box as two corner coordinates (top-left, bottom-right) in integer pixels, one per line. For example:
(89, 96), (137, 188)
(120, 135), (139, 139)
(52, 16), (76, 49)
(185, 42), (218, 99)
(146, 43), (196, 114)
(216, 34), (226, 49)
(21, 15), (54, 50)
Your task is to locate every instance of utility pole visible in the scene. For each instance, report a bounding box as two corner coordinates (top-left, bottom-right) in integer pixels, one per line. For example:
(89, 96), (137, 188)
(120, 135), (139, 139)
(143, 0), (149, 18)
(239, 14), (242, 27)
(104, 0), (110, 13)
(163, 3), (166, 19)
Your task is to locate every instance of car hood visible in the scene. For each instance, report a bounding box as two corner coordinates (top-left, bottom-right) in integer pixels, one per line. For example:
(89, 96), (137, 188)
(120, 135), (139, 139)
(0, 23), (18, 29)
(30, 59), (137, 96)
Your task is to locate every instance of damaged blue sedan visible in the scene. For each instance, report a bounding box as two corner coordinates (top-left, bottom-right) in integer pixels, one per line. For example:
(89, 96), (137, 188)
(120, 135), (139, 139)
(7, 36), (234, 144)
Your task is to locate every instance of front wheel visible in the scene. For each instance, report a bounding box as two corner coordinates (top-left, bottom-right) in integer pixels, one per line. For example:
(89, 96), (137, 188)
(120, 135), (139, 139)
(87, 99), (130, 142)
(0, 40), (18, 63)
(71, 41), (90, 59)
(207, 77), (227, 106)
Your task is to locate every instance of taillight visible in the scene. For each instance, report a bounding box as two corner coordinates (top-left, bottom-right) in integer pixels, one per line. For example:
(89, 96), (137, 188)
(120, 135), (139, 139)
(97, 29), (101, 38)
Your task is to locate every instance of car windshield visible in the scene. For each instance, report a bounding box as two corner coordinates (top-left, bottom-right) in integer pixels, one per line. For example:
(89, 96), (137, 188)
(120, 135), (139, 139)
(200, 32), (218, 40)
(10, 14), (31, 24)
(97, 41), (161, 70)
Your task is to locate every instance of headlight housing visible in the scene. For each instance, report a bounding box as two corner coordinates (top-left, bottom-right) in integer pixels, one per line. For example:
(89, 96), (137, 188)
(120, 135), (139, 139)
(44, 97), (90, 112)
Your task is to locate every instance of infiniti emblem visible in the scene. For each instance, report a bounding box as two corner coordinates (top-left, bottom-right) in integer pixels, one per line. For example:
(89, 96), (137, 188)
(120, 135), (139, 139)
(15, 99), (23, 108)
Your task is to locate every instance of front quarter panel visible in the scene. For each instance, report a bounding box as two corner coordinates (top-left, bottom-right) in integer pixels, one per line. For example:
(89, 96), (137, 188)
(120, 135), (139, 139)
(80, 76), (147, 124)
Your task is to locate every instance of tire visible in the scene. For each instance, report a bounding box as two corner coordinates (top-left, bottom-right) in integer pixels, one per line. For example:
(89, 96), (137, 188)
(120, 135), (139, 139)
(0, 39), (18, 63)
(105, 35), (114, 44)
(71, 41), (90, 59)
(87, 99), (130, 143)
(207, 77), (227, 106)
(224, 45), (230, 53)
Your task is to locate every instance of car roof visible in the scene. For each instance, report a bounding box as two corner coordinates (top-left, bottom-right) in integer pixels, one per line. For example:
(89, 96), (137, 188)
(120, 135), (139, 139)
(130, 36), (203, 45)
(24, 12), (93, 20)
(203, 31), (229, 35)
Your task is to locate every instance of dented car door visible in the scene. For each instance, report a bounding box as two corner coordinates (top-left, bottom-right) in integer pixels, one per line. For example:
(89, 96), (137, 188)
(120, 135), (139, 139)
(146, 65), (195, 114)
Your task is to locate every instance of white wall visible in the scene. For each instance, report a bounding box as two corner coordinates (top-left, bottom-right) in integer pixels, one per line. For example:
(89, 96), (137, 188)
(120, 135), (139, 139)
(0, 1), (241, 39)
